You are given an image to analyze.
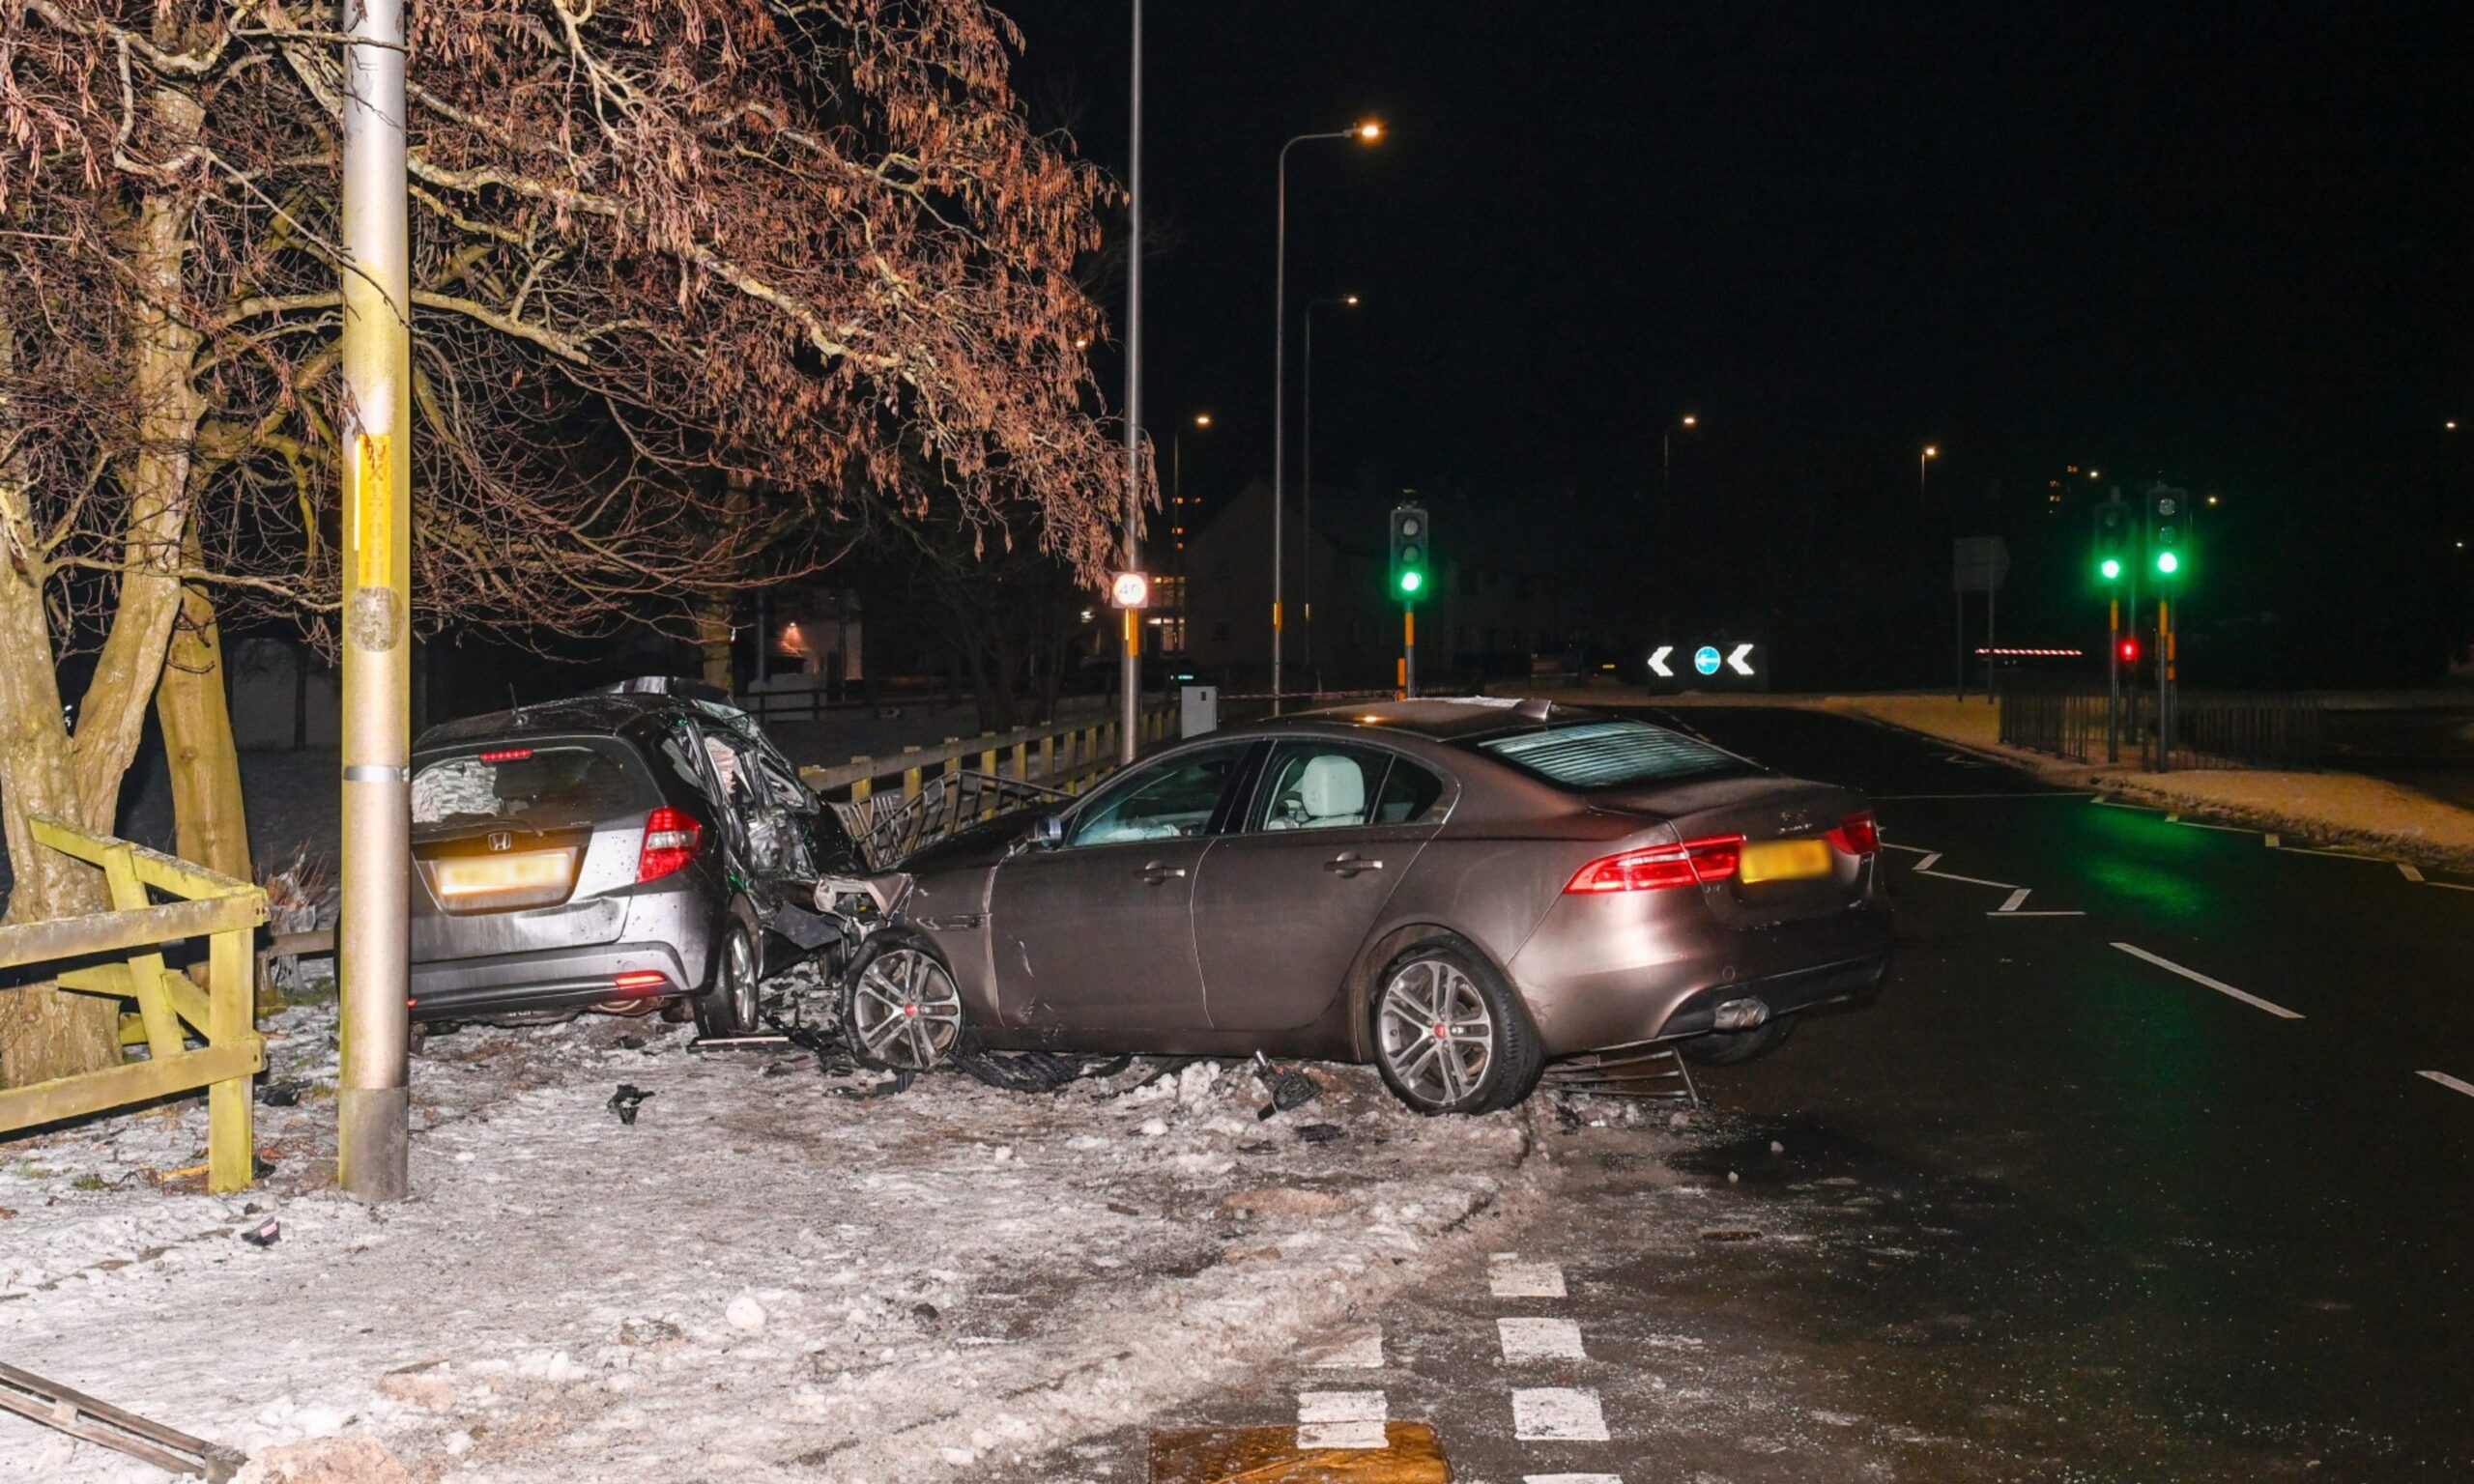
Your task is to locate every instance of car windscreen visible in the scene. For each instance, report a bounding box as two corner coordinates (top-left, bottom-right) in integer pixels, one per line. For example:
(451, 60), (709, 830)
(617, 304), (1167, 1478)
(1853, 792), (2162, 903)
(411, 744), (655, 835)
(1469, 719), (1753, 791)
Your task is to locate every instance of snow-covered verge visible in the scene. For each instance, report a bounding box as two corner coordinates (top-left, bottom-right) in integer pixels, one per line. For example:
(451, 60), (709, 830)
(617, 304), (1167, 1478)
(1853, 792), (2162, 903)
(1, 1008), (1545, 1483)
(1802, 695), (2474, 863)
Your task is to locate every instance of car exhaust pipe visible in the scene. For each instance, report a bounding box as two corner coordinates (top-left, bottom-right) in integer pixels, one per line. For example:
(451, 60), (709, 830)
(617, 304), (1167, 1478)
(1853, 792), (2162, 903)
(1712, 997), (1771, 1031)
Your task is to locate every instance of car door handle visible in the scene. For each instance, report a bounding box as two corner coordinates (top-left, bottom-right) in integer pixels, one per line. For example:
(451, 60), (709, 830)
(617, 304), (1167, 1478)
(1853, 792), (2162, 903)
(1138, 863), (1189, 885)
(1323, 854), (1384, 876)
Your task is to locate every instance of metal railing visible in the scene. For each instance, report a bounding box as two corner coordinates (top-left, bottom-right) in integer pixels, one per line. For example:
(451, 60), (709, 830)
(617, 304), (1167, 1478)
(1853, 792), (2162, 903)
(0, 821), (268, 1193)
(1999, 682), (2322, 770)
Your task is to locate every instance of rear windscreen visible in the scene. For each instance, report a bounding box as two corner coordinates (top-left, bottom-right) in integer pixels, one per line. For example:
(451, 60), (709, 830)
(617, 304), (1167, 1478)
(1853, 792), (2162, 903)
(1472, 720), (1751, 790)
(412, 745), (652, 833)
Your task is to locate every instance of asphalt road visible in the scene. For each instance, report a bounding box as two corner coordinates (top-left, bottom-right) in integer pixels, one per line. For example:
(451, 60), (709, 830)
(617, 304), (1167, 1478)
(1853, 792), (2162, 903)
(1023, 705), (2474, 1483)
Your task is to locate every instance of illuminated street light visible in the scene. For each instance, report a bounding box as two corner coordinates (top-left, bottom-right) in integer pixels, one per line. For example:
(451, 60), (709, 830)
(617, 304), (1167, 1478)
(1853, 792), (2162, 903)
(1271, 120), (1383, 711)
(1920, 443), (1940, 499)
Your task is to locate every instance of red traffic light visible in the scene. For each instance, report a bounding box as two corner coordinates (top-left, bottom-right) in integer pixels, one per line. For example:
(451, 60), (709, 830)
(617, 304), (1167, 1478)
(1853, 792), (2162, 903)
(2117, 638), (2142, 664)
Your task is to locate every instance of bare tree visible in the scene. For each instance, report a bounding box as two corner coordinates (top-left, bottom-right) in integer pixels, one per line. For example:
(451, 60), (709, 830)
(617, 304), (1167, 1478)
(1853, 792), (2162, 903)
(0, 0), (1126, 1085)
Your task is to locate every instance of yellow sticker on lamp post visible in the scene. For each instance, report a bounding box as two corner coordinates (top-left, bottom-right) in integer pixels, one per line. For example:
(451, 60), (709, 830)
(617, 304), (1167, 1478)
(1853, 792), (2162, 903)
(352, 432), (392, 590)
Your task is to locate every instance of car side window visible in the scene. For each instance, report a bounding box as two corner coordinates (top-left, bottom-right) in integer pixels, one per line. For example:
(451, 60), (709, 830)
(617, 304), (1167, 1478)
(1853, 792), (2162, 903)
(1373, 756), (1446, 823)
(1251, 744), (1388, 832)
(1068, 743), (1250, 848)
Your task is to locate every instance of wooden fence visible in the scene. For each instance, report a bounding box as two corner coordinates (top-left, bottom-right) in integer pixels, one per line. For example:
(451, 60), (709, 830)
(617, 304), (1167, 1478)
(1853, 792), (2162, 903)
(799, 701), (1179, 804)
(0, 821), (267, 1193)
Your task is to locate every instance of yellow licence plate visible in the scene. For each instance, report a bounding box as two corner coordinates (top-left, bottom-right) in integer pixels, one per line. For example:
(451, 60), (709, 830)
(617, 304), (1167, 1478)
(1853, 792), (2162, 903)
(434, 851), (573, 898)
(1738, 838), (1831, 885)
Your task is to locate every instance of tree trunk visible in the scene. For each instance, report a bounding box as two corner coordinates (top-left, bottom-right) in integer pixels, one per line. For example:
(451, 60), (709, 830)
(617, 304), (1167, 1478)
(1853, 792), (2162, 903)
(0, 314), (119, 1084)
(695, 596), (734, 693)
(72, 163), (208, 827)
(157, 532), (252, 884)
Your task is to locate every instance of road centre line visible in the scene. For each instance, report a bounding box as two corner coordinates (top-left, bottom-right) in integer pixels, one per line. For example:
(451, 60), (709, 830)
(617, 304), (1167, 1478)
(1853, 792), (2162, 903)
(2113, 943), (2304, 1020)
(2418, 1070), (2474, 1100)
(1991, 910), (2086, 917)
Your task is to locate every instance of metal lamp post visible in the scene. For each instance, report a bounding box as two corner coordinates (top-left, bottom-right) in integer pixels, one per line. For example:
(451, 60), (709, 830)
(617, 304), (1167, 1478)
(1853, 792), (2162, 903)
(1117, 0), (1148, 763)
(1301, 294), (1360, 686)
(1272, 121), (1381, 713)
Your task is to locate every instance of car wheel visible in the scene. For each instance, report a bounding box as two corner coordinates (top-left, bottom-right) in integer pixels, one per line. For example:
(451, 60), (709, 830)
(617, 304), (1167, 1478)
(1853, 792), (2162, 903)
(1370, 936), (1543, 1115)
(693, 920), (762, 1039)
(842, 933), (966, 1072)
(1677, 1013), (1797, 1066)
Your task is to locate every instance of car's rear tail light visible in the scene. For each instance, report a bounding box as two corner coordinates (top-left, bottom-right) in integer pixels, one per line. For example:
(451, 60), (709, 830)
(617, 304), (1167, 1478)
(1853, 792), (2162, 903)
(611, 970), (669, 992)
(1828, 811), (1881, 857)
(1566, 835), (1744, 894)
(478, 747), (533, 762)
(636, 806), (702, 882)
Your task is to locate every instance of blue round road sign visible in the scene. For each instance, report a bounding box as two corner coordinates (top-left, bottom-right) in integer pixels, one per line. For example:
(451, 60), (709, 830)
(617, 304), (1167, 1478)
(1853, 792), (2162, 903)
(1693, 645), (1721, 675)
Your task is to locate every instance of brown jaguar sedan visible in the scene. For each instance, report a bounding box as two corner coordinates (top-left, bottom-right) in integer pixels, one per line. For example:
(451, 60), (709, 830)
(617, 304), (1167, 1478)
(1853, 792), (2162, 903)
(830, 698), (1892, 1113)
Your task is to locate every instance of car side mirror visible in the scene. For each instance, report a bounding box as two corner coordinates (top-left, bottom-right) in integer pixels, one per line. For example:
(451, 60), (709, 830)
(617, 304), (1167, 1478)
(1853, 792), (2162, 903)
(1031, 813), (1067, 851)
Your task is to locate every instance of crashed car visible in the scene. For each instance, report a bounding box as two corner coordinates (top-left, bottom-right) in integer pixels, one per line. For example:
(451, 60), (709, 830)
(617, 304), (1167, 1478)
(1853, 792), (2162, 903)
(407, 678), (859, 1038)
(813, 697), (1893, 1114)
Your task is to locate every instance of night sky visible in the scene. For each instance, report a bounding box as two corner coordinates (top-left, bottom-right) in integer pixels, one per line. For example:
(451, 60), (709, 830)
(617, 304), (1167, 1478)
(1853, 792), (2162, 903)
(1001, 0), (2470, 685)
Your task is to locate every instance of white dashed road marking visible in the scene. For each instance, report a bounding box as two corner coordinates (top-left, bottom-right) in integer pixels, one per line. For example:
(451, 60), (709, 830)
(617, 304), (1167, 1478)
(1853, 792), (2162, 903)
(1304, 1327), (1385, 1370)
(2113, 942), (2304, 1020)
(2399, 863), (2427, 883)
(1296, 1389), (1387, 1450)
(2418, 1070), (2474, 1100)
(1512, 1387), (1610, 1441)
(1524, 1475), (1625, 1484)
(1489, 1254), (1568, 1298)
(1497, 1317), (1587, 1362)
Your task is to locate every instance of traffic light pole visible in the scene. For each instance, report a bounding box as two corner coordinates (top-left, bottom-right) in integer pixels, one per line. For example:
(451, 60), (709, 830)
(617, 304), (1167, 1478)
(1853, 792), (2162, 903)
(2106, 597), (2121, 763)
(1401, 605), (1416, 699)
(2157, 597), (2174, 774)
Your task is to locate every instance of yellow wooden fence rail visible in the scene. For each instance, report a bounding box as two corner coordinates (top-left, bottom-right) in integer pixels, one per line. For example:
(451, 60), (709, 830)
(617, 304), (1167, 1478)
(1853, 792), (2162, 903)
(0, 820), (268, 1193)
(800, 700), (1179, 803)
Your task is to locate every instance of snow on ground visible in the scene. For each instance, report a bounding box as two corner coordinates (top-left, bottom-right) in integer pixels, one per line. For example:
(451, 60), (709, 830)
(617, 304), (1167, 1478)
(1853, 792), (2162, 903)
(1, 1006), (1547, 1482)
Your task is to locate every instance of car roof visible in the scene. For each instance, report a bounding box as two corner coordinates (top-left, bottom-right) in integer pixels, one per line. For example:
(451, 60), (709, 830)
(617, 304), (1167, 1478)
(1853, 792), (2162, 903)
(1280, 696), (1601, 743)
(415, 692), (686, 750)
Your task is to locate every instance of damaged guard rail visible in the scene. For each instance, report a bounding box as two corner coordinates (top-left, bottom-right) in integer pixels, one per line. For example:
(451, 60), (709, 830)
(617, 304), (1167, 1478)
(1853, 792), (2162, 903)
(0, 820), (267, 1193)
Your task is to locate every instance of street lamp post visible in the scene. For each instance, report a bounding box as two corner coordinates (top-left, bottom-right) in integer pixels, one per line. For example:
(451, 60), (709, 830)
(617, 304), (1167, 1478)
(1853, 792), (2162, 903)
(1920, 442), (1939, 500)
(1118, 0), (1147, 763)
(1272, 121), (1381, 712)
(1171, 413), (1210, 651)
(1661, 412), (1697, 500)
(1302, 294), (1360, 686)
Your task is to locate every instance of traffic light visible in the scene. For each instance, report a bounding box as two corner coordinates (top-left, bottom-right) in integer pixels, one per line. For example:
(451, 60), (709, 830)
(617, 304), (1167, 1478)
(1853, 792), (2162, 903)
(1389, 503), (1429, 600)
(2147, 483), (2187, 579)
(2092, 497), (2132, 584)
(2117, 636), (2142, 665)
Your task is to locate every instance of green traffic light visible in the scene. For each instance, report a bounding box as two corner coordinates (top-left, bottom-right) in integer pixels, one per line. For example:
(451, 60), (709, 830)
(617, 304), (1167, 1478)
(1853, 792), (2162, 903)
(1399, 570), (1423, 594)
(2099, 557), (2121, 581)
(2155, 551), (2179, 575)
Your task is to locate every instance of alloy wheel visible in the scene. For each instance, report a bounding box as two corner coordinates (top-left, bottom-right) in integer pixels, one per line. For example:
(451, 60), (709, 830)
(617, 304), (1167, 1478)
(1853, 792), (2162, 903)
(727, 928), (761, 1030)
(849, 946), (964, 1070)
(1376, 956), (1497, 1108)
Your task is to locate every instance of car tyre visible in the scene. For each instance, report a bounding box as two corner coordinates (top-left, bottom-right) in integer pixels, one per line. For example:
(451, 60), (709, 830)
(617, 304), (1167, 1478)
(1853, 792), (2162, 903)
(1677, 1013), (1797, 1066)
(1369, 935), (1543, 1115)
(841, 932), (968, 1072)
(693, 918), (762, 1039)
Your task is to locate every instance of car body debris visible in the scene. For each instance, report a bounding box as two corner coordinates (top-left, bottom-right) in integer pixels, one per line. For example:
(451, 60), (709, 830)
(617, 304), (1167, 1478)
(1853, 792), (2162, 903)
(608, 1084), (655, 1125)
